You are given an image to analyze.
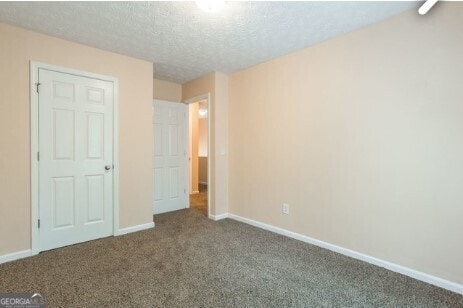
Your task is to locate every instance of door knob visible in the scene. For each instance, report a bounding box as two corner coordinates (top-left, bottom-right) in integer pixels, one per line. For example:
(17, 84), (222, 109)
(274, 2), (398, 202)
(105, 165), (112, 171)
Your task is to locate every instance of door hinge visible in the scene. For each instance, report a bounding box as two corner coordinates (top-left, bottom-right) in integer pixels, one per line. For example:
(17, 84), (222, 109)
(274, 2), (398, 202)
(37, 152), (40, 161)
(38, 219), (40, 229)
(36, 82), (41, 94)
(184, 188), (186, 194)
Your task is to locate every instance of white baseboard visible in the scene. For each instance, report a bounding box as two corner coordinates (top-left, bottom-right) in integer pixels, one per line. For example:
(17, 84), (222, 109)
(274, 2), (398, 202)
(1, 223), (155, 264)
(208, 213), (229, 221)
(228, 213), (463, 295)
(0, 249), (32, 265)
(116, 222), (155, 236)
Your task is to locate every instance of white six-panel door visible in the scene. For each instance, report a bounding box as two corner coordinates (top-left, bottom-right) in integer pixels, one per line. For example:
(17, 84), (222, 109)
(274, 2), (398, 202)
(38, 68), (114, 251)
(153, 100), (188, 214)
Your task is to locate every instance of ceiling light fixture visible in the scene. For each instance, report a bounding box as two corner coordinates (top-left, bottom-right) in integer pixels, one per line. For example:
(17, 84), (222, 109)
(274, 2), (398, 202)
(196, 0), (225, 13)
(198, 108), (208, 117)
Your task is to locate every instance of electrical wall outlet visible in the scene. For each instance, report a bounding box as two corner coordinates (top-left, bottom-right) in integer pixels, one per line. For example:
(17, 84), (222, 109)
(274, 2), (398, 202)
(282, 203), (289, 215)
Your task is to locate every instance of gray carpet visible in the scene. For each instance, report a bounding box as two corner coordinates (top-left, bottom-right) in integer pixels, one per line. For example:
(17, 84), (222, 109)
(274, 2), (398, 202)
(0, 208), (462, 307)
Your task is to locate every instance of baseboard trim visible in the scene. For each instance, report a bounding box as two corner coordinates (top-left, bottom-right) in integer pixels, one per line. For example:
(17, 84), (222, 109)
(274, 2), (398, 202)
(0, 249), (32, 265)
(208, 213), (229, 221)
(228, 213), (463, 295)
(1, 223), (156, 264)
(116, 222), (155, 236)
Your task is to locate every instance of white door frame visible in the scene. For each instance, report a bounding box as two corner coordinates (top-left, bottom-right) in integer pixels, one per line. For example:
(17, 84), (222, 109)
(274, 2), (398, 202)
(184, 94), (211, 218)
(30, 61), (120, 255)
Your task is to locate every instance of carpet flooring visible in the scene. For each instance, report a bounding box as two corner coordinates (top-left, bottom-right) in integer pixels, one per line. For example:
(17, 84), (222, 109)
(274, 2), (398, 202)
(189, 183), (207, 216)
(0, 208), (462, 307)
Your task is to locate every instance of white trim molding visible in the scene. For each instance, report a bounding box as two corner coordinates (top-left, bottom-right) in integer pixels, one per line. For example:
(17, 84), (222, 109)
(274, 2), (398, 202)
(0, 249), (32, 265)
(208, 213), (229, 221)
(228, 213), (463, 295)
(184, 93), (212, 219)
(116, 222), (155, 236)
(1, 221), (155, 263)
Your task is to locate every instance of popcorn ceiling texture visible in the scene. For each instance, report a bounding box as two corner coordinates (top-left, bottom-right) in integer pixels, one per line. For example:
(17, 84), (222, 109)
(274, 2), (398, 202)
(0, 2), (415, 83)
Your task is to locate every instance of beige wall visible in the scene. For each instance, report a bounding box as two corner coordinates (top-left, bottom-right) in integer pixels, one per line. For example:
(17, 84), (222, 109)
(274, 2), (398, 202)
(199, 118), (208, 184)
(229, 4), (463, 285)
(153, 78), (182, 102)
(0, 23), (154, 255)
(189, 103), (199, 193)
(199, 118), (207, 157)
(182, 72), (228, 216)
(214, 73), (229, 215)
(199, 157), (208, 184)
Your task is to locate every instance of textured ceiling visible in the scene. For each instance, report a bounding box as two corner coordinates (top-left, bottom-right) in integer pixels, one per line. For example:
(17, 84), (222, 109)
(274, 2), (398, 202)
(0, 1), (417, 83)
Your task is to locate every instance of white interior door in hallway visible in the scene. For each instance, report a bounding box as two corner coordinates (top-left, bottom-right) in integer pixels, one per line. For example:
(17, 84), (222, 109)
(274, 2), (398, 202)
(153, 100), (188, 214)
(38, 68), (115, 252)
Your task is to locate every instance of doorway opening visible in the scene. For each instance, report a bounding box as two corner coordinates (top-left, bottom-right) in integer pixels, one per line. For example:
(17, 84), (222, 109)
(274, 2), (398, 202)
(186, 96), (209, 217)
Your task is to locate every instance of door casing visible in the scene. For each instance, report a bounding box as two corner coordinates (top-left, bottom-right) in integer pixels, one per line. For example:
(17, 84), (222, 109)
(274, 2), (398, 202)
(184, 94), (211, 218)
(30, 61), (120, 255)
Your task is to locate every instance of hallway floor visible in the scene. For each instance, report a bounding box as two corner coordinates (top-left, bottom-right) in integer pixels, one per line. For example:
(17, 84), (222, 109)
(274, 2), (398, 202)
(189, 183), (207, 216)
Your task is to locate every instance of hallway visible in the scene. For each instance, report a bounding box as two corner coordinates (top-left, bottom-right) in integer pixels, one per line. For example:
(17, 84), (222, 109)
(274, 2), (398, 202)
(190, 183), (207, 216)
